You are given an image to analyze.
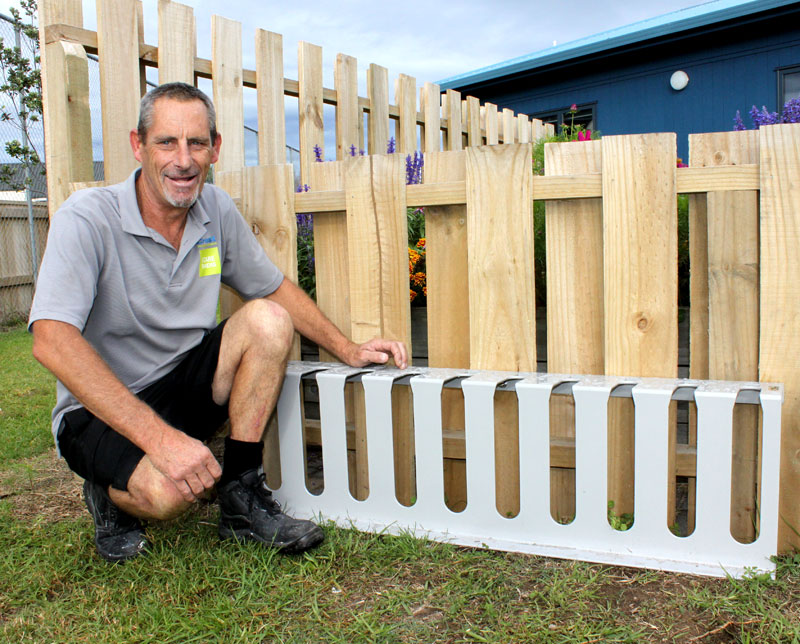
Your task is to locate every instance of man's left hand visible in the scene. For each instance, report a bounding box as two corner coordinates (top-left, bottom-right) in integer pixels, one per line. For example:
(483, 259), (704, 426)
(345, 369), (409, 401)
(342, 338), (409, 370)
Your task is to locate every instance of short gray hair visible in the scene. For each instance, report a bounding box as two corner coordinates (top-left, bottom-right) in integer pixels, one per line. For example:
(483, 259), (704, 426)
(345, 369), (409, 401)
(137, 82), (217, 143)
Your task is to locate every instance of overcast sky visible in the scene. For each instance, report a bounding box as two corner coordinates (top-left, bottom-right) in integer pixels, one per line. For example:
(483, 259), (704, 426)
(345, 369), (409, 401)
(87, 0), (711, 86)
(0, 0), (713, 162)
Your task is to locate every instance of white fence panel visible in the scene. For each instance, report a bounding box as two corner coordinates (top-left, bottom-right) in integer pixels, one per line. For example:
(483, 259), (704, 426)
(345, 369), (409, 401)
(274, 362), (783, 578)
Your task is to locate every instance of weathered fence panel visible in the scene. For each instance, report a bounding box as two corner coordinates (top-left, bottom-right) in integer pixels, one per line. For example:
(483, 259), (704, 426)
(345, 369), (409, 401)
(0, 202), (48, 322)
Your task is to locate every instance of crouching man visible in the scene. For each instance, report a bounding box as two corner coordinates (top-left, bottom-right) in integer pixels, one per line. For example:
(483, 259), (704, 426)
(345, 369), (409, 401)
(29, 82), (407, 562)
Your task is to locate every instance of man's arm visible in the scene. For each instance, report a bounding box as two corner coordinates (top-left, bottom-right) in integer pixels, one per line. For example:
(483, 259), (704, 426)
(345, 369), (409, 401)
(266, 278), (409, 369)
(31, 319), (220, 501)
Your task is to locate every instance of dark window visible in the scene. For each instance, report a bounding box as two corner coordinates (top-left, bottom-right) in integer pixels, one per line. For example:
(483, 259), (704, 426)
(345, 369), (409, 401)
(533, 103), (596, 135)
(778, 64), (800, 105)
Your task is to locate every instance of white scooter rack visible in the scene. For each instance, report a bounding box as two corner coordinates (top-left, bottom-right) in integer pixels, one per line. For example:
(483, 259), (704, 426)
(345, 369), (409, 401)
(272, 362), (783, 578)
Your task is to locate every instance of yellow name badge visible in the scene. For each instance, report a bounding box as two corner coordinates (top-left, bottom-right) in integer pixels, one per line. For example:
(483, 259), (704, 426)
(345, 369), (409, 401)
(199, 246), (221, 277)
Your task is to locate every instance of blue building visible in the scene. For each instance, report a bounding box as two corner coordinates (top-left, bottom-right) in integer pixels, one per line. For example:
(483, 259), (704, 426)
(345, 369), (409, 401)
(438, 0), (800, 160)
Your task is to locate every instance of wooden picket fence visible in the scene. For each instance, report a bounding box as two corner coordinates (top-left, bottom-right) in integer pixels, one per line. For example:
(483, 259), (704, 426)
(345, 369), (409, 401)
(38, 0), (800, 552)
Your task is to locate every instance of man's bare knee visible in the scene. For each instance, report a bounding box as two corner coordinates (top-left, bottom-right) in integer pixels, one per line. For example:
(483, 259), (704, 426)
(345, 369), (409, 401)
(212, 299), (294, 411)
(143, 481), (191, 520)
(241, 299), (294, 353)
(112, 459), (192, 520)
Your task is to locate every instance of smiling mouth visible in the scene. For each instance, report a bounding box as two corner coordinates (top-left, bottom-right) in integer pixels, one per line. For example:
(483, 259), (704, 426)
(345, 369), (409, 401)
(166, 174), (198, 185)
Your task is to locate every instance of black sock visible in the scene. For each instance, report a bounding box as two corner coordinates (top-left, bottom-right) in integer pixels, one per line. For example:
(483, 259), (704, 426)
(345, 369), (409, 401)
(221, 437), (263, 484)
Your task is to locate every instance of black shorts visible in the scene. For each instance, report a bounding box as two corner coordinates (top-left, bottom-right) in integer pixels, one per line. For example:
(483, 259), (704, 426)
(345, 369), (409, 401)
(57, 321), (230, 492)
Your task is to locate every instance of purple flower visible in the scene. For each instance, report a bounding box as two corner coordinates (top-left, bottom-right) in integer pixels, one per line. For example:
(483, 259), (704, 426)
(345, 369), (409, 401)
(733, 98), (800, 130)
(313, 144), (323, 162)
(748, 105), (763, 128)
(295, 183), (310, 193)
(762, 106), (780, 125)
(749, 105), (780, 128)
(386, 137), (396, 154)
(349, 144), (358, 157)
(782, 98), (800, 123)
(405, 151), (424, 185)
(296, 212), (314, 230)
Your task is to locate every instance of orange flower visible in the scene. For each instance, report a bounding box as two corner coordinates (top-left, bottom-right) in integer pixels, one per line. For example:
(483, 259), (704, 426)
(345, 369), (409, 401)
(416, 237), (426, 249)
(409, 289), (417, 302)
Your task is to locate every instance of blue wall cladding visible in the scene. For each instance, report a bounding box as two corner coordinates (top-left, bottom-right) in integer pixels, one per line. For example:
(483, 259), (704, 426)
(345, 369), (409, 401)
(448, 7), (800, 160)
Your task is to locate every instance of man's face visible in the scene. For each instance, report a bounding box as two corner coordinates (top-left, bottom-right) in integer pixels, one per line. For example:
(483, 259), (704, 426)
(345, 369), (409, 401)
(130, 98), (221, 213)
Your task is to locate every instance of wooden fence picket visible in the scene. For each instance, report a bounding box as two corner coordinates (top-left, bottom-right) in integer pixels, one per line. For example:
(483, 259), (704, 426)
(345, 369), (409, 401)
(691, 130), (760, 542)
(212, 15), (245, 319)
(367, 64), (389, 155)
(211, 15), (244, 174)
(395, 74), (417, 154)
(603, 134), (678, 522)
(298, 42), (324, 182)
(242, 165), (297, 487)
(345, 155), (413, 503)
(466, 144), (535, 516)
(466, 96), (481, 146)
(502, 108), (515, 144)
(759, 123), (800, 550)
(255, 30), (286, 166)
(544, 139), (604, 523)
(444, 90), (462, 151)
(335, 54), (360, 159)
(484, 103), (499, 145)
(308, 161), (350, 358)
(157, 0), (195, 85)
(307, 160), (357, 493)
(421, 82), (441, 153)
(39, 0), (93, 216)
(425, 150), (470, 510)
(517, 115), (531, 143)
(97, 0), (141, 184)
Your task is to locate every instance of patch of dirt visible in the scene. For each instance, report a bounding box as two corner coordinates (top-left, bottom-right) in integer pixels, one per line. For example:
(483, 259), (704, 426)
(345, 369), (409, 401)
(0, 449), (84, 522)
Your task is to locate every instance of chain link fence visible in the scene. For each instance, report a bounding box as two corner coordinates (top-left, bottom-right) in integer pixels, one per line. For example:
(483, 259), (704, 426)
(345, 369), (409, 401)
(0, 12), (300, 324)
(0, 11), (45, 324)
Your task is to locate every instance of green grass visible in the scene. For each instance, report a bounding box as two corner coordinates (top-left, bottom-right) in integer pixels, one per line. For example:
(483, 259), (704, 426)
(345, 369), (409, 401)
(0, 507), (655, 643)
(0, 323), (56, 461)
(2, 323), (800, 643)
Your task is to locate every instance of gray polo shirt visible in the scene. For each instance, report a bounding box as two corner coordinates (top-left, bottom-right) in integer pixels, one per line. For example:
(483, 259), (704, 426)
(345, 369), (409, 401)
(29, 169), (284, 443)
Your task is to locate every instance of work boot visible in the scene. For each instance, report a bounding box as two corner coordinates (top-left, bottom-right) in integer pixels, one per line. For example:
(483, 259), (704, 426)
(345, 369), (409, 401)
(218, 468), (324, 553)
(83, 480), (148, 562)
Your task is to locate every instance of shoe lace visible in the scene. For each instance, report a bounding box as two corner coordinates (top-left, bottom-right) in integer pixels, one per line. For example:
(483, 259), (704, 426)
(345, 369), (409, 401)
(108, 504), (140, 532)
(252, 472), (283, 515)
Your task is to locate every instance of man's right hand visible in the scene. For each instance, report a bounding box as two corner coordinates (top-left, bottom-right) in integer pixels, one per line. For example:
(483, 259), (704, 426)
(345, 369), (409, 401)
(32, 320), (223, 504)
(150, 428), (222, 502)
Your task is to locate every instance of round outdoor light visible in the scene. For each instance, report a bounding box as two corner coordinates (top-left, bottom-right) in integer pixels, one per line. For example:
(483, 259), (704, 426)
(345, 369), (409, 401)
(670, 70), (689, 91)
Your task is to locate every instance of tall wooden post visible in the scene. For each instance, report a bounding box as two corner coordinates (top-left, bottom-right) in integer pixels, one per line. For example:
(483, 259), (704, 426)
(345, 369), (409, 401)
(38, 0), (93, 216)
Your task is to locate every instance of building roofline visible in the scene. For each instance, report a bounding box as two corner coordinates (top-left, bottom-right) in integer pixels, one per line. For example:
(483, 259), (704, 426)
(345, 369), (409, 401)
(438, 0), (798, 89)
